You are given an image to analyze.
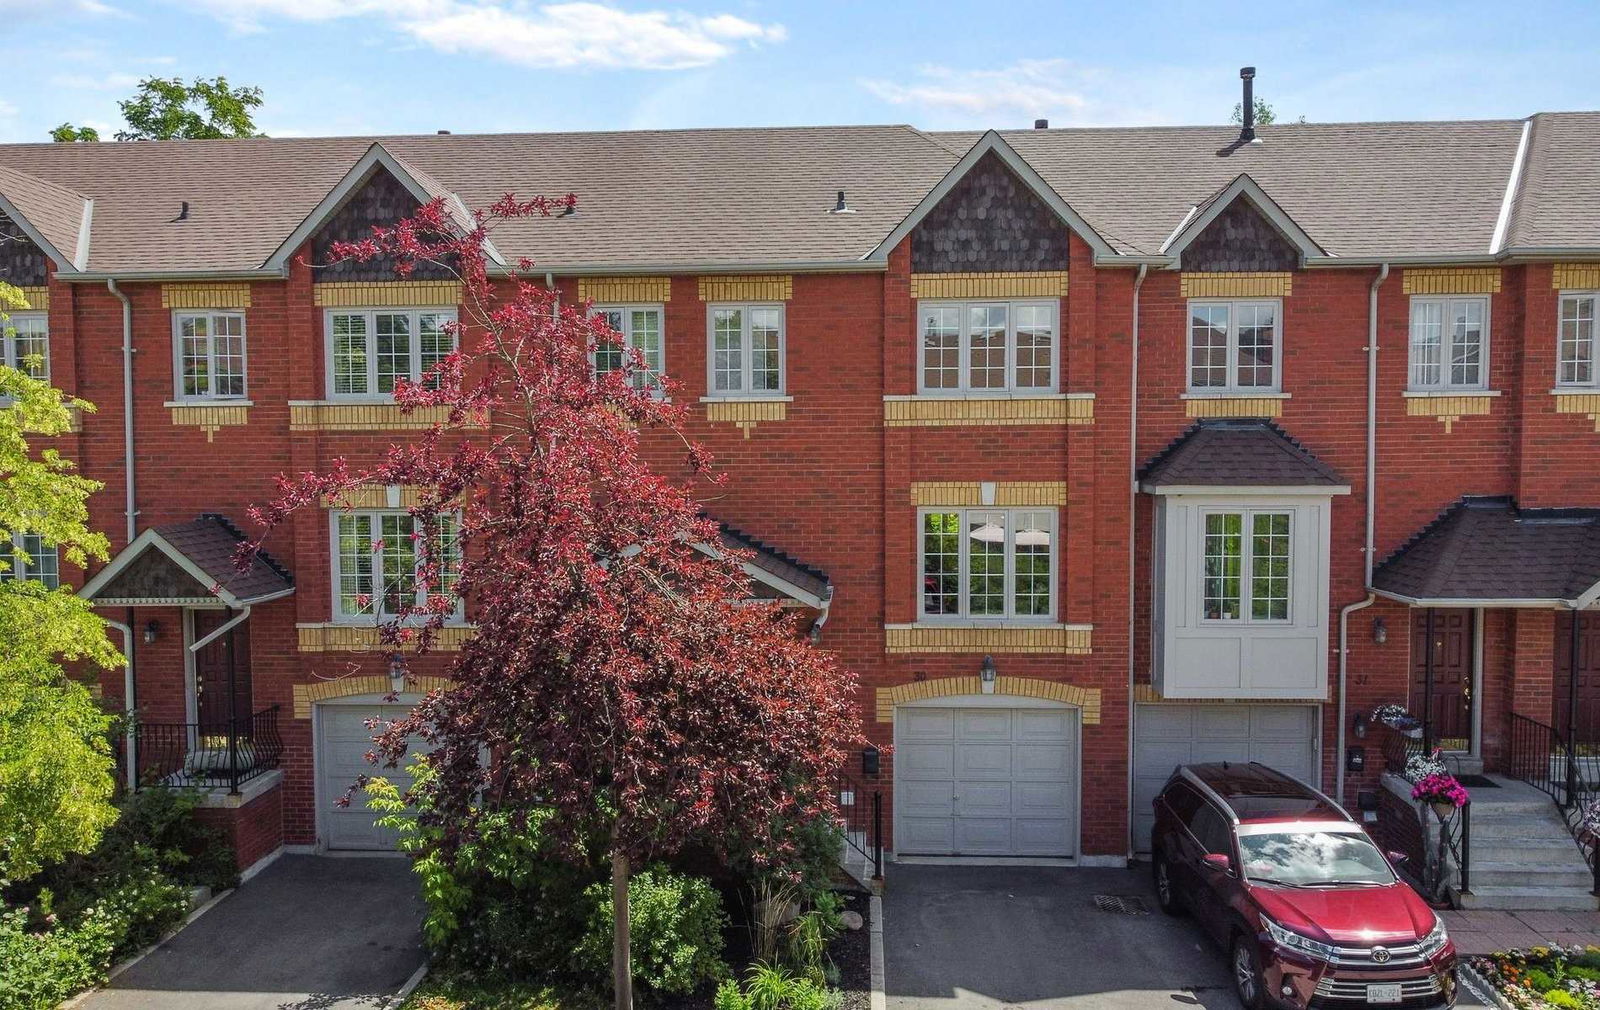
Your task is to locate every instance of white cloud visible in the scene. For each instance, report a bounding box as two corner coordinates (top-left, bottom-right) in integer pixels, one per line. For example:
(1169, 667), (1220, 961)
(861, 59), (1184, 127)
(177, 0), (786, 68)
(0, 0), (124, 15)
(49, 72), (144, 91)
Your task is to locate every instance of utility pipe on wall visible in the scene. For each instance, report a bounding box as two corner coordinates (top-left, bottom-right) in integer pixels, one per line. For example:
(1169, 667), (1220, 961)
(1125, 263), (1148, 859)
(1336, 262), (1389, 806)
(106, 278), (136, 544)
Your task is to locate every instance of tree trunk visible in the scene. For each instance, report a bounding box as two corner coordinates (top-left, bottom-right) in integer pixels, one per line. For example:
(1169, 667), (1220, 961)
(612, 848), (632, 1010)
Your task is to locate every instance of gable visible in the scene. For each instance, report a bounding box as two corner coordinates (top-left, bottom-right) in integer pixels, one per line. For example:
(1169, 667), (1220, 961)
(910, 151), (1072, 273)
(0, 212), (50, 287)
(309, 166), (453, 282)
(94, 549), (216, 604)
(1182, 197), (1301, 272)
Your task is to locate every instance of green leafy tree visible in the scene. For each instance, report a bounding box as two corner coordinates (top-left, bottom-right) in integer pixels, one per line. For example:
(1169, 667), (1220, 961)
(51, 76), (263, 143)
(0, 282), (121, 882)
(1231, 97), (1278, 126)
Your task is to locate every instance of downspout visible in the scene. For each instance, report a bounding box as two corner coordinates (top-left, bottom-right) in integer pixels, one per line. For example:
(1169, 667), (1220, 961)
(107, 279), (138, 789)
(1336, 262), (1389, 806)
(1126, 263), (1148, 859)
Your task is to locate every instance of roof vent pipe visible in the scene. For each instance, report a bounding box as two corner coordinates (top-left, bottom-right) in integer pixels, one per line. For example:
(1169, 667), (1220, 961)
(1239, 66), (1257, 143)
(437, 130), (451, 135)
(1034, 118), (1048, 129)
(829, 190), (855, 214)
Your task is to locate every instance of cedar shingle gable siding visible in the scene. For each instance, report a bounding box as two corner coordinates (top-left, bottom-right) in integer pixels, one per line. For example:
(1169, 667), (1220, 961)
(910, 151), (1070, 273)
(0, 212), (49, 286)
(310, 166), (453, 282)
(1183, 198), (1301, 272)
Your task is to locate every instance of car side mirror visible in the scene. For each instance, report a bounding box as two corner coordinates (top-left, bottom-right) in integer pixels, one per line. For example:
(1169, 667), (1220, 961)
(1202, 852), (1233, 874)
(1387, 850), (1409, 866)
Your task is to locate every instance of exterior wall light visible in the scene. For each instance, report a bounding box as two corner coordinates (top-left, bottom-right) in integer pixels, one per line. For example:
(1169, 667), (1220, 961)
(1353, 711), (1369, 739)
(388, 652), (408, 694)
(1372, 617), (1388, 645)
(142, 620), (159, 645)
(980, 654), (997, 694)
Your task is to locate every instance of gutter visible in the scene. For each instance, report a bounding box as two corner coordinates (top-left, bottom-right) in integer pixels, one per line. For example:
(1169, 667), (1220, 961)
(66, 268), (289, 283)
(808, 585), (836, 644)
(189, 606), (251, 653)
(1336, 262), (1388, 806)
(1125, 263), (1148, 861)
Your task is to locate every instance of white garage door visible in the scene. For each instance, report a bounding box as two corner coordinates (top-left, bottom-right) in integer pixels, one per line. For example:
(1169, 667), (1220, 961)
(895, 705), (1078, 858)
(1132, 703), (1319, 855)
(318, 703), (418, 851)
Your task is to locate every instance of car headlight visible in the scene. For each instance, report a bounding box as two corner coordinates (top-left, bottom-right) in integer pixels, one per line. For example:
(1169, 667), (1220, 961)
(1417, 916), (1450, 958)
(1263, 917), (1339, 961)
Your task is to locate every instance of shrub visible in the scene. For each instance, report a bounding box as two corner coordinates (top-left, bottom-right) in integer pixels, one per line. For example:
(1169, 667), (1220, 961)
(741, 964), (840, 1010)
(0, 905), (116, 1010)
(574, 866), (729, 994)
(1526, 968), (1560, 992)
(1543, 990), (1582, 1009)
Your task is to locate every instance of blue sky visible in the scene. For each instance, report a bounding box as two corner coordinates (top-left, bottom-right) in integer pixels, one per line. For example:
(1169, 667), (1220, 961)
(2, 0), (1596, 143)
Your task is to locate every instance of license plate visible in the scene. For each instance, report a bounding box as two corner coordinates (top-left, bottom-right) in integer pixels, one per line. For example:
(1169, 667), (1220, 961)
(1367, 983), (1404, 1004)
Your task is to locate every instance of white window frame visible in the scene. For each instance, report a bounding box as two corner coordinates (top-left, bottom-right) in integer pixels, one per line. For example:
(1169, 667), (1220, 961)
(328, 510), (463, 623)
(917, 506), (1058, 622)
(171, 310), (248, 401)
(1407, 295), (1490, 391)
(704, 302), (786, 397)
(323, 307), (458, 400)
(1557, 292), (1599, 388)
(1197, 508), (1293, 625)
(591, 303), (666, 392)
(1186, 298), (1282, 394)
(915, 299), (1059, 395)
(0, 532), (59, 589)
(2, 311), (49, 381)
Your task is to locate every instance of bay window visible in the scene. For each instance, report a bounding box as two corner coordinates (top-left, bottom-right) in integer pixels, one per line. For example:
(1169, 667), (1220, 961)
(918, 301), (1056, 393)
(1201, 510), (1291, 622)
(0, 533), (59, 589)
(1188, 300), (1279, 392)
(173, 311), (247, 400)
(1558, 293), (1597, 386)
(1408, 296), (1487, 390)
(920, 508), (1055, 620)
(593, 304), (664, 389)
(333, 511), (461, 620)
(707, 303), (784, 395)
(327, 308), (457, 398)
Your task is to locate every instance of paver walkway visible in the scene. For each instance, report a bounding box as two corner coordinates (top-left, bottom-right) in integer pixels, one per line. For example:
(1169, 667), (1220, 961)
(1444, 909), (1600, 955)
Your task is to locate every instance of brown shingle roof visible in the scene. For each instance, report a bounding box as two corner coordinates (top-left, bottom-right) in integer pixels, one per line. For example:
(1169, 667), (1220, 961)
(0, 162), (88, 267)
(1373, 496), (1600, 604)
(714, 518), (830, 605)
(153, 514), (295, 605)
(1506, 112), (1600, 251)
(1139, 419), (1347, 489)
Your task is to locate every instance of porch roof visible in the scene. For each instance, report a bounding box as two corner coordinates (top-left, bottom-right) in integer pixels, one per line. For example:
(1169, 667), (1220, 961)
(1138, 418), (1349, 493)
(79, 514), (294, 609)
(710, 519), (832, 611)
(1373, 496), (1600, 607)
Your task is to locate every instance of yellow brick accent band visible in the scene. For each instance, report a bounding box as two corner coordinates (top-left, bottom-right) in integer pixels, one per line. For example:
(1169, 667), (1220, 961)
(289, 403), (460, 431)
(1553, 264), (1600, 290)
(162, 283), (251, 309)
(1553, 392), (1600, 433)
(697, 275), (792, 301)
(1401, 268), (1502, 295)
(319, 485), (430, 510)
(1405, 394), (1494, 434)
(883, 624), (1091, 655)
(14, 286), (48, 311)
(577, 276), (671, 303)
(875, 676), (1100, 724)
(291, 674), (454, 719)
(1184, 396), (1283, 418)
(1179, 272), (1293, 298)
(169, 404), (249, 442)
(704, 398), (787, 438)
(296, 623), (475, 654)
(884, 396), (1092, 427)
(312, 281), (462, 308)
(909, 481), (1067, 507)
(909, 271), (1069, 299)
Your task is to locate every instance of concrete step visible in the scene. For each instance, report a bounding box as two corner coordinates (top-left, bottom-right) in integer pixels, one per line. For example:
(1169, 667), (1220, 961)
(1470, 799), (1568, 819)
(1468, 814), (1572, 838)
(1459, 885), (1600, 911)
(1470, 861), (1596, 890)
(1472, 837), (1589, 865)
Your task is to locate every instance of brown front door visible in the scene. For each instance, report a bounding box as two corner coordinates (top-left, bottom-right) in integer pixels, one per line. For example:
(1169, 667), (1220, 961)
(192, 610), (252, 733)
(1410, 609), (1474, 751)
(1555, 612), (1600, 744)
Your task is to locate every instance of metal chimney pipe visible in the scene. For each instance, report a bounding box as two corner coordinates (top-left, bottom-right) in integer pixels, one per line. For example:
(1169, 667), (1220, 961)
(1239, 66), (1257, 142)
(1034, 118), (1049, 129)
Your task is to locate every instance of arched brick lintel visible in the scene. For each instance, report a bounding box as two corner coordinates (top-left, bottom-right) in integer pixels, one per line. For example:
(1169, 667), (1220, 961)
(875, 676), (1100, 724)
(292, 675), (452, 719)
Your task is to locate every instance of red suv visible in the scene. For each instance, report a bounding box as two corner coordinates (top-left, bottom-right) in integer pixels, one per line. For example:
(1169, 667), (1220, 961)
(1151, 762), (1456, 1009)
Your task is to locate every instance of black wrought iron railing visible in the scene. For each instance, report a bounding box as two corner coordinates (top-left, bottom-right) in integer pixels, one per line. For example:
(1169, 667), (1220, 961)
(1506, 712), (1600, 894)
(1380, 722), (1425, 775)
(1439, 800), (1471, 897)
(122, 705), (284, 793)
(837, 771), (883, 881)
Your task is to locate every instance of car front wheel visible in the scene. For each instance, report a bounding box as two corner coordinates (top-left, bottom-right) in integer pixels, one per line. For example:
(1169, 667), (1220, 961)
(1232, 934), (1266, 1010)
(1152, 851), (1184, 916)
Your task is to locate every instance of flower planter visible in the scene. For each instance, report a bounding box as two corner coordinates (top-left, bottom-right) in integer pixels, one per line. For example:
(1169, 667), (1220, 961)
(1431, 800), (1458, 820)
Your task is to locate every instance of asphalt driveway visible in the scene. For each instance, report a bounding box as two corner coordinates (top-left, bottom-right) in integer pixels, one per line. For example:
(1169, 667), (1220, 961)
(884, 863), (1243, 1010)
(75, 854), (425, 1010)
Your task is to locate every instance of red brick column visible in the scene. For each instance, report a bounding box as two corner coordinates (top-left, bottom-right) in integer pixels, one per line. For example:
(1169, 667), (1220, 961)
(1512, 609), (1556, 724)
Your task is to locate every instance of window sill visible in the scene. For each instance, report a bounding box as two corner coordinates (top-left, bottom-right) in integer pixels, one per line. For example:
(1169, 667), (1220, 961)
(1180, 391), (1290, 400)
(1403, 389), (1498, 398)
(166, 399), (254, 408)
(698, 395), (793, 403)
(1550, 387), (1600, 396)
(888, 392), (1088, 401)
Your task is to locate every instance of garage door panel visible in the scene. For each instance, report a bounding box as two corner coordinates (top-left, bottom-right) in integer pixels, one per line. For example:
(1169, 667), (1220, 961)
(1137, 705), (1196, 736)
(896, 704), (1077, 858)
(1252, 705), (1317, 738)
(319, 703), (420, 851)
(1251, 742), (1315, 781)
(1195, 706), (1253, 738)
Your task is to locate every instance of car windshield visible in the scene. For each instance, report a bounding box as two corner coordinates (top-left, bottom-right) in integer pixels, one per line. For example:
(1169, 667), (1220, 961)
(1238, 830), (1396, 887)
